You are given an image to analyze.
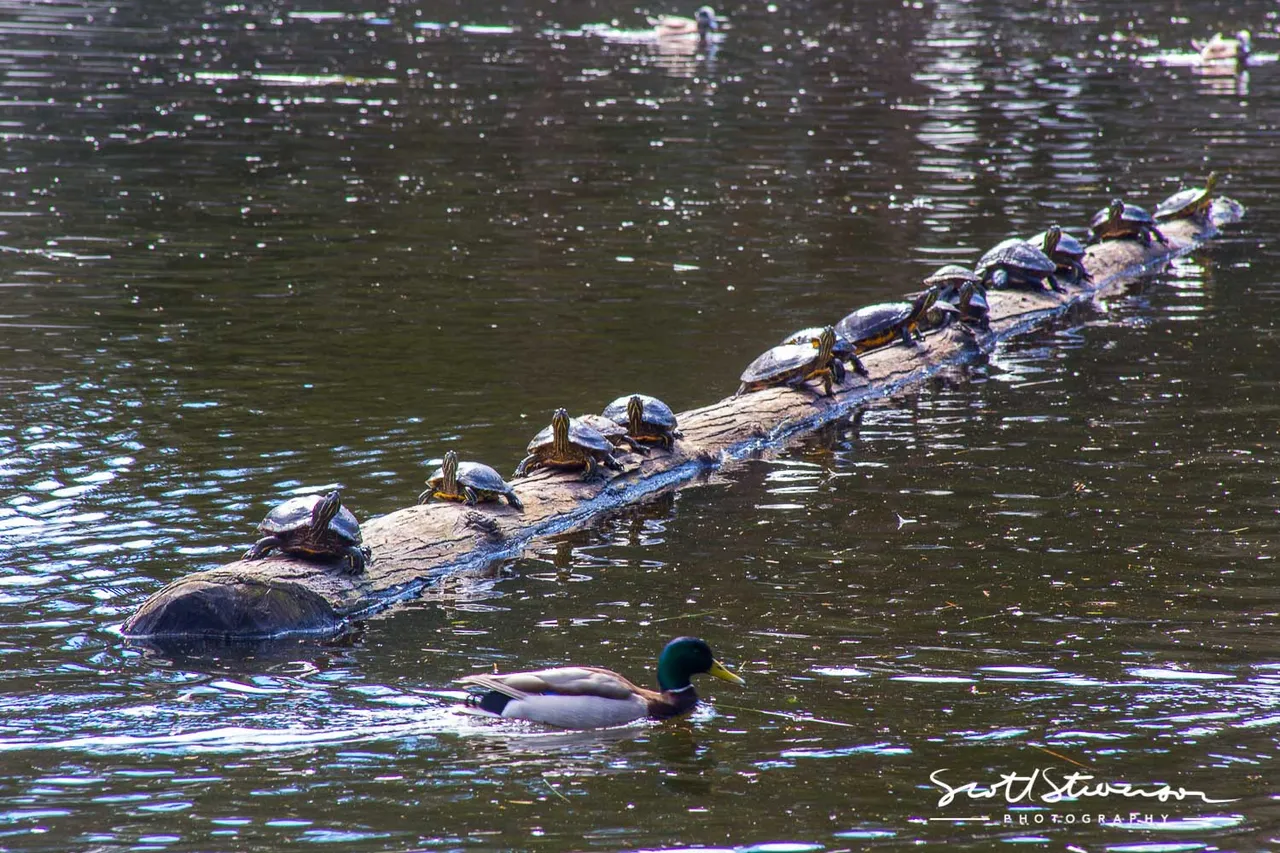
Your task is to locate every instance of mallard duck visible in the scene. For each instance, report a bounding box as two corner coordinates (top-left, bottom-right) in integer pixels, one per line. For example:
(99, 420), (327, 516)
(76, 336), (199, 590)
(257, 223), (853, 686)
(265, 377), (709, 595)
(457, 636), (744, 729)
(648, 6), (718, 39)
(1196, 30), (1251, 65)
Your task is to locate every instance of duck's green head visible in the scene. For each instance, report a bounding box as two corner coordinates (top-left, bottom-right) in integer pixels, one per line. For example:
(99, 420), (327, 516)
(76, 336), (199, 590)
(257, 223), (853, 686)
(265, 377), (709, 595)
(657, 636), (745, 691)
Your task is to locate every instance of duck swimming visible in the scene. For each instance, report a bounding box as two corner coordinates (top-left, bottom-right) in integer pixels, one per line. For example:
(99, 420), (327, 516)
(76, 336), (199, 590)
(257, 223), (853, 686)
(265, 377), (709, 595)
(457, 636), (744, 729)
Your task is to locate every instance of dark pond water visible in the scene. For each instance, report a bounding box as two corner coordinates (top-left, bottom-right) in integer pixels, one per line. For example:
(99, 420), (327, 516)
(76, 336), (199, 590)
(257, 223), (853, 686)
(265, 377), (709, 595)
(2, 0), (1279, 849)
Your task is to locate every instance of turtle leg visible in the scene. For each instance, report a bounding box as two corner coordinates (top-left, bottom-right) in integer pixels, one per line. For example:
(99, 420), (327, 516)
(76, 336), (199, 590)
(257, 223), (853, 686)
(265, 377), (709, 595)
(849, 354), (870, 378)
(504, 490), (524, 511)
(898, 323), (916, 347)
(244, 536), (281, 561)
(1151, 224), (1168, 245)
(580, 454), (599, 480)
(463, 485), (479, 506)
(830, 359), (847, 386)
(342, 544), (368, 575)
(603, 452), (624, 472)
(417, 487), (436, 505)
(513, 454), (537, 478)
(989, 268), (1009, 289)
(734, 382), (749, 398)
(912, 322), (925, 342)
(1047, 273), (1065, 293)
(819, 368), (834, 397)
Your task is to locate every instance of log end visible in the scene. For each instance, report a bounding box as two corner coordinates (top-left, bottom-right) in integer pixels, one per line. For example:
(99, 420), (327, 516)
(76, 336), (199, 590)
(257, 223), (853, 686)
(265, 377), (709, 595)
(121, 576), (344, 639)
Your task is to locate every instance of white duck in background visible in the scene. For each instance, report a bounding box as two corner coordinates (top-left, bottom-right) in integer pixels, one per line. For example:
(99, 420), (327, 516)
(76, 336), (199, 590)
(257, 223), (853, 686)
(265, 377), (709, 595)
(649, 6), (719, 39)
(1195, 30), (1251, 65)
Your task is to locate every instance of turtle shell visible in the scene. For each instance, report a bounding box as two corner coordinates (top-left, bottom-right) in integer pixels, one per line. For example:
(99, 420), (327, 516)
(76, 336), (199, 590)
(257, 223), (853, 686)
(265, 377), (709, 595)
(976, 238), (1057, 278)
(835, 302), (913, 343)
(527, 416), (615, 454)
(603, 394), (678, 431)
(780, 327), (857, 360)
(922, 265), (980, 290)
(429, 459), (512, 495)
(576, 414), (631, 442)
(740, 342), (820, 384)
(1091, 200), (1155, 230)
(259, 493), (362, 547)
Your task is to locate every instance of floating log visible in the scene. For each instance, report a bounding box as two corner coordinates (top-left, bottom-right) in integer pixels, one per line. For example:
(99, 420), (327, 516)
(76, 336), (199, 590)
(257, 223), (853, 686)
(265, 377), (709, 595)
(122, 198), (1244, 640)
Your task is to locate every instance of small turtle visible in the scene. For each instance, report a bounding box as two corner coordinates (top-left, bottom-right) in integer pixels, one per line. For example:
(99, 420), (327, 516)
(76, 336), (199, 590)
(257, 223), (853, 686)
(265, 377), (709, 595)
(779, 327), (869, 381)
(1196, 31), (1250, 65)
(835, 286), (941, 351)
(737, 325), (841, 398)
(1154, 172), (1218, 223)
(923, 266), (982, 327)
(603, 393), (683, 450)
(575, 413), (649, 455)
(420, 450), (523, 510)
(975, 238), (1062, 292)
(244, 490), (371, 575)
(514, 408), (624, 480)
(1088, 198), (1168, 247)
(1028, 224), (1092, 285)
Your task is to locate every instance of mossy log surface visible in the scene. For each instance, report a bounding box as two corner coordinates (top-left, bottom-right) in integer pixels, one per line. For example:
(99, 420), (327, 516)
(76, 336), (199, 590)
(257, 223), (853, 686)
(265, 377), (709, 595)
(123, 202), (1242, 639)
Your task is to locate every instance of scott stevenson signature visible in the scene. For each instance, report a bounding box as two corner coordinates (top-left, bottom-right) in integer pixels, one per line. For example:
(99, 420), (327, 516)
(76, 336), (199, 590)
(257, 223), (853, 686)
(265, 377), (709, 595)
(930, 768), (1238, 808)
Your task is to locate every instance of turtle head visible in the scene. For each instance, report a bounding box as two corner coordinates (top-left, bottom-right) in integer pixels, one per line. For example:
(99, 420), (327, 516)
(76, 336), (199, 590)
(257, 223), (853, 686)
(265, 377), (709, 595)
(656, 636), (744, 691)
(815, 326), (836, 362)
(627, 395), (645, 433)
(1108, 198), (1125, 220)
(312, 490), (342, 530)
(551, 408), (571, 451)
(915, 286), (940, 317)
(442, 450), (459, 489)
(1237, 30), (1251, 56)
(1043, 224), (1062, 257)
(1204, 171), (1219, 195)
(695, 6), (718, 33)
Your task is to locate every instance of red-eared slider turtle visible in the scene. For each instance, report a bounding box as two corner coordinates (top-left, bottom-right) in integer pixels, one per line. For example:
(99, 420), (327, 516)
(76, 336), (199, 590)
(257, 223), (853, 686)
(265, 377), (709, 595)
(737, 325), (841, 398)
(602, 393), (683, 450)
(779, 327), (869, 381)
(1028, 225), (1093, 285)
(1088, 198), (1167, 247)
(420, 450), (523, 510)
(1154, 172), (1218, 222)
(574, 413), (648, 455)
(976, 238), (1063, 292)
(835, 286), (940, 351)
(244, 490), (371, 575)
(514, 408), (624, 480)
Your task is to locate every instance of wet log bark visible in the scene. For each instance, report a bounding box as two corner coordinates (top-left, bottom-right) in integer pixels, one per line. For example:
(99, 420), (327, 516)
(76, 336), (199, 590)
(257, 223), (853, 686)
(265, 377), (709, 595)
(123, 200), (1243, 639)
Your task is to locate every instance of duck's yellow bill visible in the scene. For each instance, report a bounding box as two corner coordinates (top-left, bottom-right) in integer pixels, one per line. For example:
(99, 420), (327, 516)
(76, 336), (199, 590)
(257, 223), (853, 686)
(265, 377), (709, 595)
(709, 659), (745, 686)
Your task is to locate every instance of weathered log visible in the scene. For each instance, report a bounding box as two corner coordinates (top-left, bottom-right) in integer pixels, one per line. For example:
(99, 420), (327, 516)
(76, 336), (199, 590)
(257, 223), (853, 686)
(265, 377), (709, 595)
(122, 200), (1244, 639)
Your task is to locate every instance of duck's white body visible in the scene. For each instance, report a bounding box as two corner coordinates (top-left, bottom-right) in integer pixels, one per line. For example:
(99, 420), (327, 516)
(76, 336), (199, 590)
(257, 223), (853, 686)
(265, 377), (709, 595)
(459, 666), (664, 729)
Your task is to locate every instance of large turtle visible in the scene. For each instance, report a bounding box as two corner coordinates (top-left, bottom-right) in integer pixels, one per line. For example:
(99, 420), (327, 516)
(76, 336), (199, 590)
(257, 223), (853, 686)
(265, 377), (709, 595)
(975, 238), (1062, 292)
(737, 325), (841, 397)
(514, 408), (624, 480)
(1154, 172), (1218, 223)
(420, 450), (523, 510)
(602, 394), (683, 450)
(1027, 224), (1092, 285)
(835, 286), (941, 351)
(1088, 198), (1167, 246)
(243, 490), (371, 575)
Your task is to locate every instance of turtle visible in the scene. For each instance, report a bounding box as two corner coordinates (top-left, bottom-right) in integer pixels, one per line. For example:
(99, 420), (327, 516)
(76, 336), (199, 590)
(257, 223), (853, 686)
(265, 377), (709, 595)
(1088, 198), (1167, 247)
(835, 286), (941, 352)
(1196, 31), (1250, 65)
(575, 413), (649, 455)
(243, 490), (371, 575)
(514, 408), (625, 480)
(975, 238), (1063, 292)
(1154, 172), (1218, 223)
(602, 393), (683, 450)
(736, 325), (841, 398)
(922, 265), (982, 327)
(779, 327), (869, 381)
(1027, 224), (1092, 285)
(650, 6), (718, 38)
(420, 450), (523, 510)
